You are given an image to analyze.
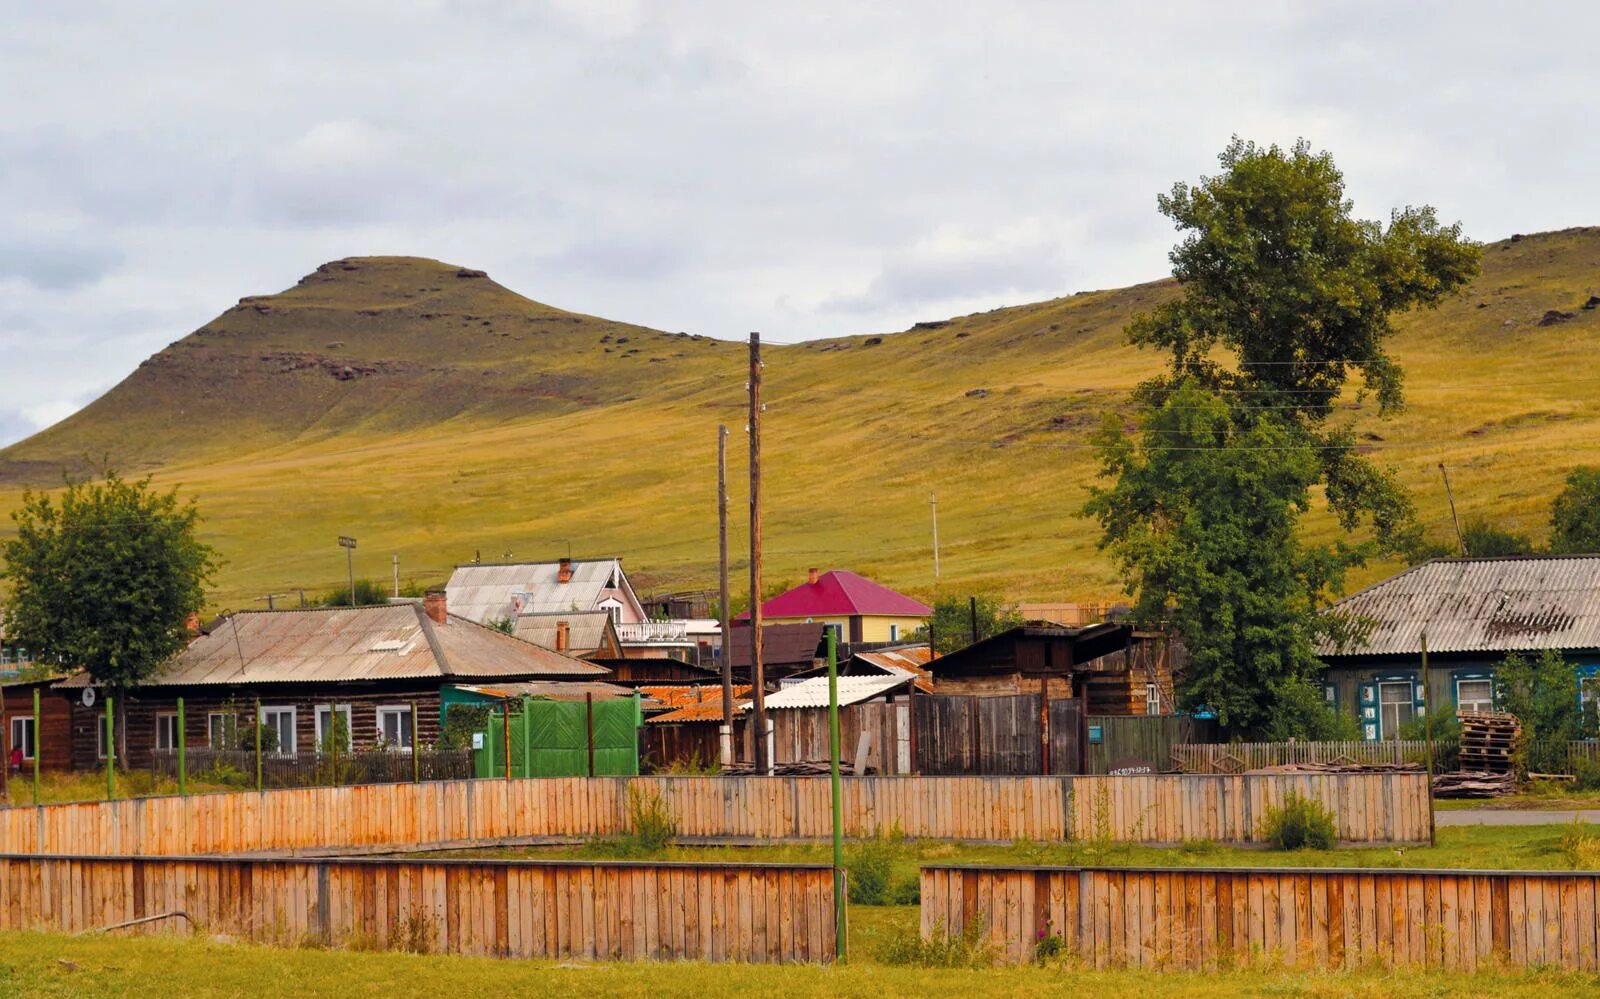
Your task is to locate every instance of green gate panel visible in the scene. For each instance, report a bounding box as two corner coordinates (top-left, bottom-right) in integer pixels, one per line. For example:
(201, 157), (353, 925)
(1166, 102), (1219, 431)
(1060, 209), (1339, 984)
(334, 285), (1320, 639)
(473, 697), (641, 778)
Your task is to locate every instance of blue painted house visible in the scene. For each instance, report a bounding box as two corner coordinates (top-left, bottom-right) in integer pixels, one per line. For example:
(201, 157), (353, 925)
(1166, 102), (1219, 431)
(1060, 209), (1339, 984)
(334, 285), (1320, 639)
(1317, 555), (1600, 741)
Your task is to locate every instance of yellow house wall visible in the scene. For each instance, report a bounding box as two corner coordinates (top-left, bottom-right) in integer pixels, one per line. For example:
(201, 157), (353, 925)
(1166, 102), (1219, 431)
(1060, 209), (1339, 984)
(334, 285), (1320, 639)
(764, 614), (926, 643)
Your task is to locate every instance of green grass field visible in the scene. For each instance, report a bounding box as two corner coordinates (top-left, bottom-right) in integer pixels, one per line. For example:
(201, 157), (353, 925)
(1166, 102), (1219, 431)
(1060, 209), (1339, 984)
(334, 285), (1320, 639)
(4, 916), (1599, 997)
(4, 230), (1600, 610)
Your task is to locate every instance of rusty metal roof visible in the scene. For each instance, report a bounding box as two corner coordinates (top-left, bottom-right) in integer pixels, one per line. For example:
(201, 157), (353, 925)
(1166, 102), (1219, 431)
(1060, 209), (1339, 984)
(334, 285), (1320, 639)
(445, 680), (644, 703)
(57, 604), (608, 687)
(854, 646), (935, 692)
(1318, 555), (1600, 658)
(643, 684), (752, 723)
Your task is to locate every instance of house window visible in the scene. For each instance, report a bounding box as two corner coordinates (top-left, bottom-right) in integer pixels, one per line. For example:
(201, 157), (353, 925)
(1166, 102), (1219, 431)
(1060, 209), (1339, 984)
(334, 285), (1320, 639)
(888, 624), (899, 642)
(1455, 678), (1495, 715)
(1378, 681), (1414, 740)
(259, 706), (297, 754)
(10, 716), (35, 760)
(96, 716), (113, 760)
(599, 599), (623, 625)
(208, 712), (238, 749)
(1145, 683), (1161, 715)
(376, 706), (413, 751)
(154, 713), (180, 752)
(315, 704), (353, 752)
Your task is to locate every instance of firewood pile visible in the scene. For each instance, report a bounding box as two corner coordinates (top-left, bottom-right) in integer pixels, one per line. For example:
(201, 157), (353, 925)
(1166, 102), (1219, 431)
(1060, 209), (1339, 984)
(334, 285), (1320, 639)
(1249, 762), (1422, 774)
(1457, 711), (1521, 774)
(721, 760), (858, 776)
(1432, 770), (1517, 798)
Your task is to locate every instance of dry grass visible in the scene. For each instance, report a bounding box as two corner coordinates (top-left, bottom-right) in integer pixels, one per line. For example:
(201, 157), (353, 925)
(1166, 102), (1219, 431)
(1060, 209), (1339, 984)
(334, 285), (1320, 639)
(3, 230), (1600, 609)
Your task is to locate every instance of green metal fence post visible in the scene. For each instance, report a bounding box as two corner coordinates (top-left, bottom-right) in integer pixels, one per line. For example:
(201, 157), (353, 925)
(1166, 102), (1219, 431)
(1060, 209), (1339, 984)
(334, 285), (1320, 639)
(104, 693), (115, 801)
(254, 697), (263, 791)
(177, 697), (187, 795)
(32, 687), (42, 805)
(827, 629), (846, 961)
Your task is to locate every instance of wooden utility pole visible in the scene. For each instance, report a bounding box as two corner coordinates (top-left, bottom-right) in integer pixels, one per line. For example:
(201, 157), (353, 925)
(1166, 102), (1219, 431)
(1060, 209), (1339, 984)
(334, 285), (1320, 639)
(718, 424), (735, 762)
(1439, 464), (1467, 556)
(748, 332), (768, 775)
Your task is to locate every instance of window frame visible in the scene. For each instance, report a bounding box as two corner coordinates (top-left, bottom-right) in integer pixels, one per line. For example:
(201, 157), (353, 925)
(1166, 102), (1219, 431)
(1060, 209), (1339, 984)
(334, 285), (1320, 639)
(375, 705), (414, 753)
(1455, 678), (1495, 715)
(207, 712), (238, 749)
(154, 712), (180, 752)
(258, 705), (298, 755)
(314, 703), (354, 752)
(1377, 680), (1415, 740)
(96, 715), (112, 760)
(10, 715), (36, 760)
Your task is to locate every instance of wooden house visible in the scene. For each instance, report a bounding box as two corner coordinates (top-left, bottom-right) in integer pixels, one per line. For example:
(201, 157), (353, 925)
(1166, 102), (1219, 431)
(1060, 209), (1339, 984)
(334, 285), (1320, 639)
(1, 675), (74, 775)
(927, 622), (1147, 713)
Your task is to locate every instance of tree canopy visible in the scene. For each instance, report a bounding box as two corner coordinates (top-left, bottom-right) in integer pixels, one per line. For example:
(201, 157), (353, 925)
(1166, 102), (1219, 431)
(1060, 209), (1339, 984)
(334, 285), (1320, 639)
(1086, 138), (1479, 738)
(1, 471), (217, 690)
(911, 594), (1024, 654)
(1549, 467), (1600, 554)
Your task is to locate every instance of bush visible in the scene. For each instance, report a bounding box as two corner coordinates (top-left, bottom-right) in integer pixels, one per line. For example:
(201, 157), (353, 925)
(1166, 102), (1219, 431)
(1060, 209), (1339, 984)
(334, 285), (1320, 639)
(846, 837), (895, 904)
(881, 915), (993, 968)
(1398, 704), (1461, 772)
(1260, 791), (1336, 850)
(625, 785), (676, 852)
(319, 578), (392, 607)
(1558, 819), (1600, 869)
(1573, 755), (1600, 792)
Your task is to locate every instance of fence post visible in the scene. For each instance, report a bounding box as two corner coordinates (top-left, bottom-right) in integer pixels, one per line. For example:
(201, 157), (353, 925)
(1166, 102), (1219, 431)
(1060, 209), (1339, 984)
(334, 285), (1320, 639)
(254, 697), (263, 791)
(521, 696), (532, 780)
(502, 700), (512, 782)
(105, 693), (115, 801)
(1, 684), (8, 803)
(33, 687), (42, 805)
(177, 697), (187, 795)
(586, 693), (596, 778)
(411, 701), (420, 783)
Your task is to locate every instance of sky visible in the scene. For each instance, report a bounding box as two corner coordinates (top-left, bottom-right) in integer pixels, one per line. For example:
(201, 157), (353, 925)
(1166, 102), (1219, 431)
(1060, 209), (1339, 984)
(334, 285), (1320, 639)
(2, 1), (1597, 446)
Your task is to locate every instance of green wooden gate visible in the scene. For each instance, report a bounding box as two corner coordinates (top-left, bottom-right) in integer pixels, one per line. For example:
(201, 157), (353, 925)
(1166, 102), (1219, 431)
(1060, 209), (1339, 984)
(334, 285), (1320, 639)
(475, 696), (642, 777)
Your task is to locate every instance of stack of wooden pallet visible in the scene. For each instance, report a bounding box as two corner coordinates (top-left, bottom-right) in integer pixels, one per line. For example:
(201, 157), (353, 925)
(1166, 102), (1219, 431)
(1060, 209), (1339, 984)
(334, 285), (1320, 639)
(1457, 711), (1521, 773)
(1432, 770), (1517, 797)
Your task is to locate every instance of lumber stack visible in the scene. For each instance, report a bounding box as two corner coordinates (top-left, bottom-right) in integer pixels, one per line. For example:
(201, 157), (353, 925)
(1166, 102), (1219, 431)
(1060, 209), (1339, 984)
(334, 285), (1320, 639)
(1249, 761), (1422, 774)
(1432, 770), (1516, 798)
(1457, 711), (1521, 773)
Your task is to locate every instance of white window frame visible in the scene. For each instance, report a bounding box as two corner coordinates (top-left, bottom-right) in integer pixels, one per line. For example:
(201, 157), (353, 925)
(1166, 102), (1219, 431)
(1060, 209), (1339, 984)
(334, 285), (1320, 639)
(1455, 678), (1495, 715)
(598, 598), (624, 625)
(154, 712), (180, 752)
(1377, 680), (1414, 740)
(258, 706), (297, 755)
(10, 716), (35, 760)
(208, 712), (238, 749)
(314, 704), (354, 752)
(1145, 682), (1161, 715)
(375, 705), (414, 753)
(96, 715), (112, 760)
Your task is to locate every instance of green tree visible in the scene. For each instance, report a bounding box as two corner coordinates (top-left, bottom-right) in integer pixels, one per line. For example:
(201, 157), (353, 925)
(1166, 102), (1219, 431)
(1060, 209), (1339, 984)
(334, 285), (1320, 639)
(1497, 649), (1599, 773)
(319, 578), (391, 607)
(1549, 467), (1600, 554)
(1, 471), (217, 760)
(1086, 139), (1479, 738)
(909, 594), (1024, 654)
(1460, 518), (1535, 558)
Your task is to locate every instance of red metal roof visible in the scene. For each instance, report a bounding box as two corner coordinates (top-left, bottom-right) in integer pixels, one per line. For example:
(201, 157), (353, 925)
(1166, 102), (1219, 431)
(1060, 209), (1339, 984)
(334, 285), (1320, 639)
(743, 570), (931, 620)
(644, 684), (752, 723)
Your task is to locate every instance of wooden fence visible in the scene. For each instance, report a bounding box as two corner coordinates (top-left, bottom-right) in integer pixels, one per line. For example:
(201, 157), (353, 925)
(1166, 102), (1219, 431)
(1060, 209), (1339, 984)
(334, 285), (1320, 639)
(1173, 740), (1436, 773)
(0, 853), (833, 963)
(0, 773), (1430, 855)
(922, 864), (1600, 970)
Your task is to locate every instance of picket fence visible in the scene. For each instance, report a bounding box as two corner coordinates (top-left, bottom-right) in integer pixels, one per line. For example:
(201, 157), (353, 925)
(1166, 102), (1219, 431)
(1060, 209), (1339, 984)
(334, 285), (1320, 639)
(1171, 741), (1437, 773)
(0, 773), (1430, 856)
(922, 864), (1600, 970)
(0, 853), (833, 963)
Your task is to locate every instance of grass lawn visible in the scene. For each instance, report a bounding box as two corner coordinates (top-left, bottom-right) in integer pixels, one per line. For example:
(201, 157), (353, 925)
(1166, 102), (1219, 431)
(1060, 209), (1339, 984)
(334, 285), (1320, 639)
(422, 821), (1600, 876)
(0, 769), (246, 806)
(4, 919), (1600, 998)
(1435, 789), (1600, 812)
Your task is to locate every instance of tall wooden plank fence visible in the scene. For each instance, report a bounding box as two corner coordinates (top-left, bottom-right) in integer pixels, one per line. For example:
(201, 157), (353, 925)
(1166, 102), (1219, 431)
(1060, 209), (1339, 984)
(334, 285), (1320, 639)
(922, 864), (1600, 971)
(0, 854), (834, 964)
(1172, 741), (1436, 773)
(0, 773), (1430, 856)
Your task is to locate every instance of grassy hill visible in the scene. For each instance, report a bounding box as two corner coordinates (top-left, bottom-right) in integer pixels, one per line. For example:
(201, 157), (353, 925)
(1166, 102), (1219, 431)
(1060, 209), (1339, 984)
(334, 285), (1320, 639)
(3, 230), (1599, 610)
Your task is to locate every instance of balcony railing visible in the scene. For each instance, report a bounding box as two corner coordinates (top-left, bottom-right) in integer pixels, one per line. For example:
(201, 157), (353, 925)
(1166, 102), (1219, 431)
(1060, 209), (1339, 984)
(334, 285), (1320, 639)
(617, 620), (691, 643)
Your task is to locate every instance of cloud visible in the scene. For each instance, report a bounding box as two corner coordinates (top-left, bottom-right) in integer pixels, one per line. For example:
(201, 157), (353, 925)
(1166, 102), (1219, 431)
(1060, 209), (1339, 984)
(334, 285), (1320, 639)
(3, 1), (1600, 436)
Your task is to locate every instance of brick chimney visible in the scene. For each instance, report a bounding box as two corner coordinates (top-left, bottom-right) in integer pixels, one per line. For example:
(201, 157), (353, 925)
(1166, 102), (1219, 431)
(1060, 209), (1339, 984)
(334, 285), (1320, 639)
(807, 567), (820, 585)
(558, 557), (574, 584)
(423, 590), (448, 625)
(555, 620), (570, 652)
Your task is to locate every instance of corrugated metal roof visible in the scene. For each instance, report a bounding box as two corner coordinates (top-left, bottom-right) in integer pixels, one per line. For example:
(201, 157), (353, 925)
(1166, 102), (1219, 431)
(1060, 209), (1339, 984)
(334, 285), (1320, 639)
(446, 681), (642, 703)
(644, 684), (752, 723)
(511, 611), (616, 655)
(56, 604), (608, 687)
(855, 646), (935, 692)
(764, 673), (912, 709)
(445, 559), (639, 625)
(1318, 555), (1600, 657)
(741, 570), (933, 620)
(723, 622), (825, 669)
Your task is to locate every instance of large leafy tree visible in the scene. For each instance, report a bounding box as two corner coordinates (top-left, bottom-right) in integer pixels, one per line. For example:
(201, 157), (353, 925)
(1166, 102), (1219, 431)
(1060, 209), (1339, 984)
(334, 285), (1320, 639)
(1086, 138), (1479, 737)
(1549, 467), (1600, 554)
(2, 472), (217, 756)
(911, 594), (1024, 654)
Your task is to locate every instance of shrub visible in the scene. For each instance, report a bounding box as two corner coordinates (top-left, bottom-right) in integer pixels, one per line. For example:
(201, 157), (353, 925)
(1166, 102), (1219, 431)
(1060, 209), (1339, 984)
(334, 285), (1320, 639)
(1260, 791), (1336, 850)
(1033, 921), (1065, 964)
(881, 915), (993, 968)
(1398, 704), (1461, 772)
(318, 578), (391, 607)
(1572, 755), (1600, 792)
(626, 785), (676, 852)
(846, 837), (895, 904)
(437, 704), (491, 751)
(1558, 819), (1600, 869)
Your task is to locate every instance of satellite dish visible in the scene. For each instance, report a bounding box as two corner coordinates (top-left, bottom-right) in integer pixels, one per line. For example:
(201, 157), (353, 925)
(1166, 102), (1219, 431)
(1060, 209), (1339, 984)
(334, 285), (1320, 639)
(81, 687), (97, 708)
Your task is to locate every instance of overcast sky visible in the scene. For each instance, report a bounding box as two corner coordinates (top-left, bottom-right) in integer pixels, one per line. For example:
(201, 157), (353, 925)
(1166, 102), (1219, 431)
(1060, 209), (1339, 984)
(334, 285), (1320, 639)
(2, 2), (1596, 446)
